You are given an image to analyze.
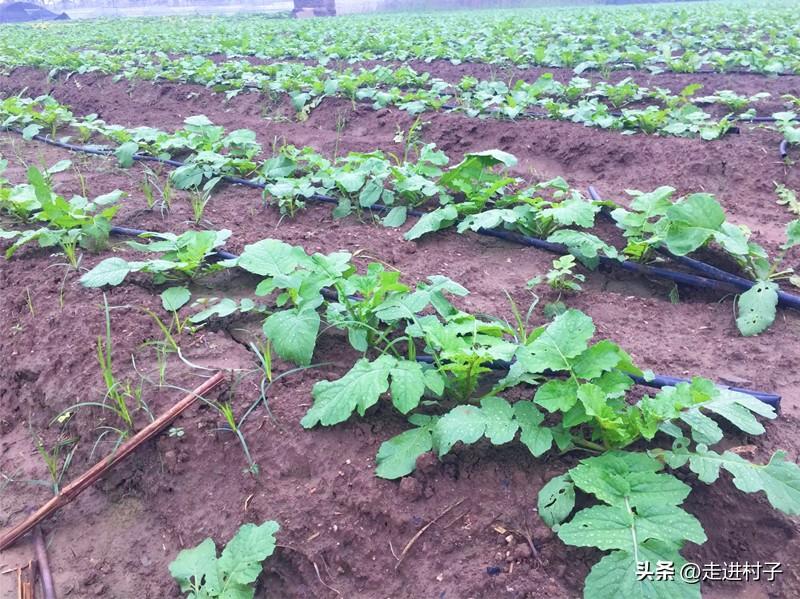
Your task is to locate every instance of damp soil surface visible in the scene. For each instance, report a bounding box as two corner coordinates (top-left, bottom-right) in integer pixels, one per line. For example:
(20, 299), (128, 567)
(0, 65), (799, 599)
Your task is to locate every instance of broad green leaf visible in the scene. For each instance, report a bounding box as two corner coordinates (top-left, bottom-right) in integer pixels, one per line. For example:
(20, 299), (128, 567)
(457, 208), (515, 234)
(703, 395), (765, 436)
(169, 538), (219, 593)
(667, 446), (800, 516)
(46, 159), (72, 175)
(480, 396), (518, 445)
(466, 149), (518, 168)
(541, 196), (599, 227)
(570, 452), (690, 508)
(577, 383), (611, 418)
(335, 171), (366, 194)
(583, 543), (700, 599)
(375, 419), (435, 480)
(161, 286), (191, 312)
(679, 409), (723, 445)
(190, 298), (239, 323)
(382, 206), (407, 227)
(302, 356), (394, 427)
(423, 369), (445, 396)
(234, 238), (309, 277)
(783, 220), (800, 249)
(572, 340), (628, 379)
(404, 205), (458, 240)
(27, 167), (51, 204)
(546, 229), (618, 265)
(80, 257), (135, 287)
(534, 378), (578, 413)
(115, 141), (139, 168)
(736, 281), (778, 336)
(21, 123), (41, 140)
(514, 401), (552, 456)
(262, 308), (320, 366)
(217, 521), (279, 588)
(537, 474), (575, 529)
(432, 405), (485, 456)
(558, 503), (704, 551)
(389, 360), (427, 414)
(516, 309), (595, 374)
(663, 193), (725, 255)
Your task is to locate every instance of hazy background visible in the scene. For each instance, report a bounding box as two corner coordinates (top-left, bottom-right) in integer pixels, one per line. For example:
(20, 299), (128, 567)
(25, 0), (688, 19)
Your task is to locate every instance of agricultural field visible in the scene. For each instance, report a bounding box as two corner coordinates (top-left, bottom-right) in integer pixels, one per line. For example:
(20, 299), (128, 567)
(1, 1), (800, 598)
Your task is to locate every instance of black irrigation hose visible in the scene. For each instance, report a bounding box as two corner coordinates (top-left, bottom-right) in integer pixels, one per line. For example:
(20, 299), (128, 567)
(780, 139), (791, 160)
(2, 132), (780, 407)
(414, 355), (780, 407)
(106, 227), (782, 406)
(438, 102), (774, 133)
(627, 373), (780, 407)
(480, 226), (747, 294)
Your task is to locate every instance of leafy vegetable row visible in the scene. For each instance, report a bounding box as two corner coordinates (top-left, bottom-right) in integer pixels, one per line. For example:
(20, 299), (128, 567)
(2, 97), (798, 336)
(3, 51), (790, 138)
(4, 2), (800, 74)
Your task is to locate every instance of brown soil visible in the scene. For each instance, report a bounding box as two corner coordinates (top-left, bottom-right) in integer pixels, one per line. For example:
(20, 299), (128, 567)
(0, 64), (799, 599)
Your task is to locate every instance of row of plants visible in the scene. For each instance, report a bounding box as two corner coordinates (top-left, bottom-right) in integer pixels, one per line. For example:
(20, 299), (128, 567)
(3, 50), (794, 137)
(2, 153), (799, 598)
(3, 2), (800, 74)
(1, 97), (798, 337)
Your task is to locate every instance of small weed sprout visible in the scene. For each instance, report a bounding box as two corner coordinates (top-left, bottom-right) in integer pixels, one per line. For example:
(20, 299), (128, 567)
(527, 255), (585, 292)
(33, 431), (78, 495)
(54, 295), (152, 455)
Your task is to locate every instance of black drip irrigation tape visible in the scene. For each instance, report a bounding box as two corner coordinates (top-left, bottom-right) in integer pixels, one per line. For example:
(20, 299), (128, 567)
(480, 226), (749, 294)
(587, 186), (800, 310)
(780, 139), (792, 160)
(2, 130), (779, 407)
(413, 355), (780, 408)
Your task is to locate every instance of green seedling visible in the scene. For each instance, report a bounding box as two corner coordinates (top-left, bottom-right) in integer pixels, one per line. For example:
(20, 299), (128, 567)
(527, 254), (585, 292)
(169, 520), (279, 598)
(775, 182), (800, 216)
(213, 400), (259, 476)
(80, 228), (232, 287)
(33, 431), (78, 495)
(54, 296), (151, 454)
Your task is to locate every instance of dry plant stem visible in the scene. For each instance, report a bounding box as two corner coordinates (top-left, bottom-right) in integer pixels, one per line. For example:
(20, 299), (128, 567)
(33, 526), (56, 599)
(0, 371), (227, 551)
(395, 499), (465, 570)
(21, 560), (36, 599)
(276, 544), (341, 597)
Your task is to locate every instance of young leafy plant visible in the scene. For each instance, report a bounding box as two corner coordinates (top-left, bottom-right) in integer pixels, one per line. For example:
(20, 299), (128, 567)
(80, 229), (232, 288)
(302, 302), (800, 598)
(169, 520), (279, 599)
(528, 254), (585, 292)
(611, 187), (800, 335)
(0, 162), (123, 265)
